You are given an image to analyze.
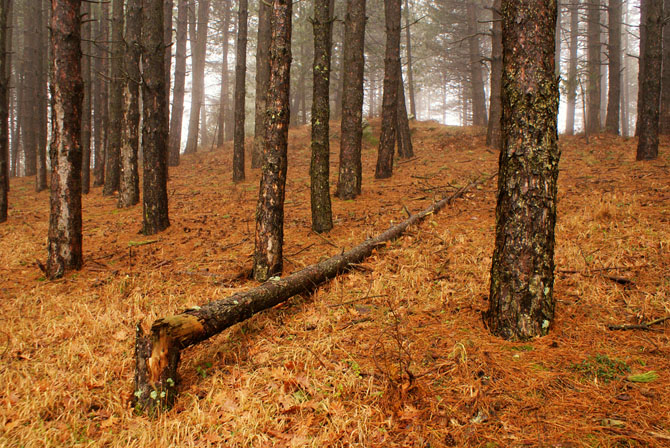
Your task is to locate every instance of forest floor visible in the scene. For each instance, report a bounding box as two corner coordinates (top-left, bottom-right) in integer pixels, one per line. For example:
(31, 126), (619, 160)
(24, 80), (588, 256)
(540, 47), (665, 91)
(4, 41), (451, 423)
(1, 120), (669, 447)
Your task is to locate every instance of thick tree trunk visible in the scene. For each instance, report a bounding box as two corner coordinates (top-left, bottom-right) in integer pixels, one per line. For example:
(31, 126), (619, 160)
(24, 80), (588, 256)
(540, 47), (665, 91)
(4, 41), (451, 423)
(232, 0), (248, 183)
(485, 0), (560, 341)
(133, 174), (488, 412)
(586, 0), (601, 135)
(605, 0), (622, 134)
(46, 0), (83, 279)
(0, 0), (8, 222)
(636, 0), (662, 160)
(141, 0), (170, 235)
(403, 0), (416, 119)
(168, 0), (187, 166)
(103, 0), (124, 195)
(396, 63), (413, 159)
(466, 1), (487, 127)
(375, 0), (401, 180)
(659, 0), (670, 135)
(252, 0), (292, 282)
(184, 0), (210, 154)
(335, 0), (365, 199)
(92, 0), (108, 187)
(635, 0), (649, 137)
(118, 0), (142, 208)
(216, 3), (232, 147)
(81, 0), (92, 194)
(486, 0), (503, 148)
(35, 0), (48, 192)
(310, 0), (334, 234)
(565, 0), (579, 135)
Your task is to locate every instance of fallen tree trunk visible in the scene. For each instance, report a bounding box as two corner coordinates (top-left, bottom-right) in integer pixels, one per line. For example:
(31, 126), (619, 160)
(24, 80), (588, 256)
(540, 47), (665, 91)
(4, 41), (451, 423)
(133, 174), (493, 412)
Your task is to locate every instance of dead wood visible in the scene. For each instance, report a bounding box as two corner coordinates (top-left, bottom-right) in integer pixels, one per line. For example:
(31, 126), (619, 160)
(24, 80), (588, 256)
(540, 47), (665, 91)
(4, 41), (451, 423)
(132, 174), (494, 412)
(607, 316), (670, 331)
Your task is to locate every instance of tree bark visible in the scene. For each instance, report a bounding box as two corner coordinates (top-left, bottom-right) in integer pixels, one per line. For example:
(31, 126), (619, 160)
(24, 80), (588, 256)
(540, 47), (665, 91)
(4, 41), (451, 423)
(0, 0), (8, 222)
(335, 0), (365, 199)
(659, 0), (670, 135)
(81, 0), (92, 194)
(35, 0), (48, 192)
(252, 0), (270, 167)
(586, 0), (601, 135)
(636, 0), (662, 160)
(164, 0), (173, 125)
(141, 0), (170, 235)
(486, 0), (503, 148)
(635, 0), (649, 137)
(485, 0), (560, 341)
(232, 0), (248, 183)
(396, 62), (413, 159)
(103, 0), (124, 195)
(466, 1), (487, 127)
(216, 3), (232, 147)
(133, 174), (488, 412)
(168, 0), (187, 166)
(46, 0), (84, 279)
(565, 0), (579, 135)
(118, 0), (142, 208)
(92, 0), (108, 187)
(605, 0), (622, 134)
(375, 0), (400, 180)
(403, 0), (416, 119)
(252, 0), (292, 283)
(310, 0), (334, 234)
(184, 0), (210, 154)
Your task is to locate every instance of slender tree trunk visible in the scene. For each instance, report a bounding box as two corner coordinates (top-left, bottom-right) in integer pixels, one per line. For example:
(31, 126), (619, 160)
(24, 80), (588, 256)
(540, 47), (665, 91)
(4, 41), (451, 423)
(118, 0), (142, 208)
(396, 63), (413, 158)
(486, 0), (503, 148)
(586, 0), (601, 134)
(141, 0), (170, 234)
(565, 0), (579, 135)
(35, 0), (48, 192)
(216, 3), (231, 147)
(168, 0), (187, 166)
(103, 0), (124, 195)
(335, 0), (365, 199)
(164, 0), (173, 125)
(605, 0), (622, 134)
(184, 0), (210, 154)
(81, 0), (92, 194)
(0, 0), (8, 222)
(253, 0), (292, 282)
(635, 1), (649, 137)
(232, 0), (248, 183)
(659, 0), (670, 135)
(47, 0), (84, 279)
(93, 0), (108, 187)
(21, 0), (37, 178)
(375, 0), (401, 179)
(485, 0), (559, 340)
(636, 0), (662, 160)
(403, 0), (416, 119)
(555, 0), (561, 76)
(466, 1), (487, 127)
(310, 0), (334, 234)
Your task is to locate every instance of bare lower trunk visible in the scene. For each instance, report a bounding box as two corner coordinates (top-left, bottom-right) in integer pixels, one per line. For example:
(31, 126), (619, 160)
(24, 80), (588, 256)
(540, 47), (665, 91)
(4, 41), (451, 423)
(232, 0), (248, 183)
(216, 4), (232, 147)
(605, 0), (622, 134)
(252, 0), (270, 167)
(168, 0), (187, 166)
(396, 63), (413, 159)
(93, 1), (109, 187)
(0, 0), (8, 222)
(403, 0), (416, 119)
(659, 0), (670, 135)
(35, 0), (48, 192)
(81, 0), (91, 194)
(103, 0), (124, 195)
(565, 0), (579, 135)
(467, 1), (487, 127)
(184, 0), (210, 154)
(486, 0), (503, 148)
(586, 0), (601, 134)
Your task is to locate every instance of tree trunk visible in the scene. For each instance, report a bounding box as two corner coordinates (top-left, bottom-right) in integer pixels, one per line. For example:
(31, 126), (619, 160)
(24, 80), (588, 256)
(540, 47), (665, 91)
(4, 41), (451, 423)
(35, 0), (48, 192)
(659, 0), (670, 135)
(486, 0), (503, 148)
(485, 0), (560, 341)
(141, 0), (170, 235)
(168, 0), (187, 166)
(47, 0), (84, 279)
(375, 0), (400, 180)
(466, 1), (487, 127)
(396, 63), (413, 159)
(164, 0), (173, 125)
(335, 0), (365, 199)
(586, 0), (601, 134)
(81, 0), (92, 194)
(216, 3), (232, 147)
(133, 174), (488, 412)
(118, 0), (142, 208)
(565, 0), (579, 135)
(310, 0), (334, 234)
(103, 0), (124, 195)
(184, 0), (210, 154)
(0, 0), (8, 222)
(636, 0), (662, 160)
(403, 0), (416, 119)
(635, 0), (649, 137)
(232, 0), (248, 183)
(93, 0), (108, 187)
(605, 0), (622, 134)
(252, 0), (292, 282)
(21, 0), (37, 178)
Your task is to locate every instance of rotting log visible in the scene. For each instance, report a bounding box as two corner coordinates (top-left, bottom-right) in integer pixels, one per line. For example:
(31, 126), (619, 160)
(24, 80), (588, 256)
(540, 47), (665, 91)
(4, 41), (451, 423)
(133, 174), (494, 412)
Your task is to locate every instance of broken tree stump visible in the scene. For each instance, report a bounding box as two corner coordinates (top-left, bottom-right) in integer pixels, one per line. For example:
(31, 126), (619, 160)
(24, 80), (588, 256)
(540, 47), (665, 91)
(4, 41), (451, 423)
(133, 174), (493, 412)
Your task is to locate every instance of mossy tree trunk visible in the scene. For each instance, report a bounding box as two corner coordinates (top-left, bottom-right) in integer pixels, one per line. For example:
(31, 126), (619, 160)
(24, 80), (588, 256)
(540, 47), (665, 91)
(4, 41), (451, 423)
(168, 0), (188, 166)
(232, 0), (248, 183)
(335, 0), (365, 199)
(46, 0), (84, 279)
(310, 0), (334, 234)
(485, 0), (560, 341)
(252, 0), (292, 282)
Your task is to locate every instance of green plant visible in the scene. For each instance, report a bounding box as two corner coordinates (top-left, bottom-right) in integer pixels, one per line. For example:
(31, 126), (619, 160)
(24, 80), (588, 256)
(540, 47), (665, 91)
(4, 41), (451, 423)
(571, 354), (630, 383)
